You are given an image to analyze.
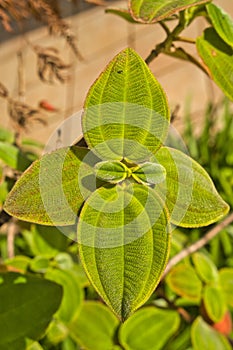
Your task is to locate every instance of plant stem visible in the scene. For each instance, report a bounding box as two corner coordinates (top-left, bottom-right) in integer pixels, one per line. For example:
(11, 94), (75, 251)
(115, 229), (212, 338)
(163, 212), (233, 277)
(175, 36), (196, 44)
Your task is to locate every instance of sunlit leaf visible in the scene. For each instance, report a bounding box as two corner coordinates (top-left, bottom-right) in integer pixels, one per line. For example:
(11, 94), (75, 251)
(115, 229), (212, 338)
(129, 0), (210, 23)
(166, 264), (202, 302)
(192, 252), (218, 283)
(119, 307), (180, 350)
(203, 285), (226, 323)
(155, 147), (229, 227)
(132, 161), (166, 185)
(191, 316), (231, 350)
(196, 28), (233, 101)
(94, 160), (128, 183)
(207, 3), (233, 47)
(0, 272), (62, 350)
(78, 182), (170, 320)
(0, 141), (31, 171)
(105, 8), (138, 23)
(83, 48), (169, 161)
(4, 147), (100, 225)
(69, 301), (119, 350)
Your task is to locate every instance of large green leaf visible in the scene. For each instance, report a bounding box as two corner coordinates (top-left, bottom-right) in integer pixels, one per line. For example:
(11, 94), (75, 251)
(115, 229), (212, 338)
(82, 48), (169, 161)
(78, 182), (170, 320)
(196, 28), (233, 101)
(69, 301), (119, 350)
(119, 307), (180, 350)
(191, 316), (231, 350)
(166, 264), (202, 302)
(155, 147), (229, 227)
(207, 3), (233, 47)
(0, 272), (62, 350)
(4, 147), (100, 225)
(129, 0), (210, 23)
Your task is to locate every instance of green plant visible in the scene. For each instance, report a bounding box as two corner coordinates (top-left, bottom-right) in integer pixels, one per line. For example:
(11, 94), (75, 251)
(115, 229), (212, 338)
(4, 48), (229, 323)
(1, 1), (233, 349)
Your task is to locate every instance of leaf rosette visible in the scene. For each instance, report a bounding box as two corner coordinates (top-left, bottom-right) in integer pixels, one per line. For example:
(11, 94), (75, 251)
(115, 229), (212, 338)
(4, 48), (229, 320)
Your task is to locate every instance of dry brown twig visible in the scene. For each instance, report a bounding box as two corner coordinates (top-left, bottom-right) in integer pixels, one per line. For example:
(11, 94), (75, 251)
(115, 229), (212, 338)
(33, 45), (72, 84)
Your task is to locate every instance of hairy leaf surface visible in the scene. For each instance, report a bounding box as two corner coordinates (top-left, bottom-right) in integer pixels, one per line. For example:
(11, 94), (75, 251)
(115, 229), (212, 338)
(78, 183), (170, 320)
(82, 48), (169, 161)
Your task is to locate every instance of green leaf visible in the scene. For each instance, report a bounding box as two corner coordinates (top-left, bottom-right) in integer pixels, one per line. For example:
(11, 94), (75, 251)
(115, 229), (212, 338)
(4, 146), (100, 225)
(192, 252), (218, 283)
(129, 0), (210, 23)
(166, 264), (202, 302)
(0, 141), (31, 171)
(132, 162), (166, 185)
(0, 127), (14, 143)
(82, 48), (169, 161)
(119, 306), (180, 350)
(69, 301), (119, 350)
(5, 256), (31, 273)
(155, 147), (229, 227)
(219, 268), (233, 307)
(207, 3), (233, 47)
(78, 182), (170, 320)
(95, 160), (129, 183)
(45, 268), (83, 324)
(196, 28), (233, 101)
(0, 272), (62, 349)
(30, 256), (50, 273)
(191, 316), (231, 350)
(203, 285), (226, 323)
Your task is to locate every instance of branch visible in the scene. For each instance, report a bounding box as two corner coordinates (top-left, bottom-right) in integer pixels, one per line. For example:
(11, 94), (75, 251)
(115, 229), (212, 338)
(163, 212), (233, 277)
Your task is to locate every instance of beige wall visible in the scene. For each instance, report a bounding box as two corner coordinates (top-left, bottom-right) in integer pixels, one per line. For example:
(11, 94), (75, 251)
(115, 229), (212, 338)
(0, 1), (232, 147)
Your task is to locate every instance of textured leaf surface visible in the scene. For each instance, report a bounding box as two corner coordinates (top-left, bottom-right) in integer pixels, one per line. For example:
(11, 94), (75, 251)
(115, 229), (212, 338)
(82, 48), (169, 161)
(196, 28), (233, 101)
(191, 317), (231, 350)
(119, 307), (180, 350)
(219, 268), (233, 307)
(69, 301), (119, 350)
(4, 147), (100, 225)
(192, 252), (218, 283)
(0, 272), (62, 349)
(132, 162), (166, 185)
(129, 0), (210, 23)
(78, 183), (170, 320)
(95, 160), (128, 183)
(207, 3), (233, 47)
(155, 147), (229, 227)
(203, 285), (226, 323)
(166, 264), (202, 301)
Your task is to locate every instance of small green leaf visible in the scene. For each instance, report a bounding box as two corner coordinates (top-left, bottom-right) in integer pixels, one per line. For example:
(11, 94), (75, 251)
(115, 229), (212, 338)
(0, 272), (62, 349)
(219, 268), (233, 307)
(45, 268), (83, 324)
(191, 316), (231, 350)
(95, 160), (129, 183)
(5, 256), (31, 273)
(155, 147), (229, 227)
(83, 48), (169, 161)
(69, 301), (119, 350)
(196, 28), (233, 101)
(119, 306), (180, 350)
(0, 141), (31, 171)
(0, 127), (14, 143)
(4, 147), (100, 225)
(132, 161), (166, 185)
(192, 252), (218, 283)
(166, 264), (202, 302)
(78, 183), (170, 320)
(207, 3), (233, 47)
(129, 0), (210, 23)
(203, 285), (226, 323)
(30, 256), (50, 273)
